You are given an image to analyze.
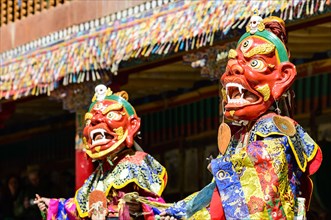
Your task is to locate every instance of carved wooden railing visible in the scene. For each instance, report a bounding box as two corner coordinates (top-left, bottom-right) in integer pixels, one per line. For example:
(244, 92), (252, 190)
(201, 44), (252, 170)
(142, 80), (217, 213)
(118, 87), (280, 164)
(0, 0), (70, 26)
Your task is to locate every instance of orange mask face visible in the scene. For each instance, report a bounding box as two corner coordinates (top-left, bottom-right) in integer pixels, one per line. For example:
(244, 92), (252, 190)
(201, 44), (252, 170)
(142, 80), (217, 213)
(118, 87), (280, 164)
(220, 34), (296, 121)
(83, 94), (140, 160)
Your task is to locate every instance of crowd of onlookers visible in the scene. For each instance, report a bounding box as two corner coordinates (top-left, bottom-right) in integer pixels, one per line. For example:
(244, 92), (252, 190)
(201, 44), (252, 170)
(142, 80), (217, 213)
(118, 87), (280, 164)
(0, 165), (75, 220)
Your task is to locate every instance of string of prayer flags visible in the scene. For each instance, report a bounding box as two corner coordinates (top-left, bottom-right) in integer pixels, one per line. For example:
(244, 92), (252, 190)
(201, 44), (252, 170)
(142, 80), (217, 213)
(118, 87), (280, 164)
(0, 0), (329, 100)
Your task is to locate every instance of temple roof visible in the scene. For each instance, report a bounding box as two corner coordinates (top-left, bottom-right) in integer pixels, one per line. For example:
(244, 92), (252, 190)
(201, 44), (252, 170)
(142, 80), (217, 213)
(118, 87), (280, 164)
(0, 0), (330, 101)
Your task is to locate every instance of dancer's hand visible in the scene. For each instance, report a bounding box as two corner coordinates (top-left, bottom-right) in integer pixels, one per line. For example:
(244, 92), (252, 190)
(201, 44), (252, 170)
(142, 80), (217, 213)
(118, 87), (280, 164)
(34, 194), (50, 212)
(157, 211), (178, 220)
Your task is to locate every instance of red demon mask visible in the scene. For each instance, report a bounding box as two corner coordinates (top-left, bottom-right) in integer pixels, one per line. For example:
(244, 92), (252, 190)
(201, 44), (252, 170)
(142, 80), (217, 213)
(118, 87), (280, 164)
(83, 85), (140, 160)
(220, 17), (296, 122)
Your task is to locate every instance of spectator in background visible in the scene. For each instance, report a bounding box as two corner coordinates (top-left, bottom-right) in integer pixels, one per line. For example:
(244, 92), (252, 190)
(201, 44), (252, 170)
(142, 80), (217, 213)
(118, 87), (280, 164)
(21, 165), (48, 220)
(0, 174), (25, 220)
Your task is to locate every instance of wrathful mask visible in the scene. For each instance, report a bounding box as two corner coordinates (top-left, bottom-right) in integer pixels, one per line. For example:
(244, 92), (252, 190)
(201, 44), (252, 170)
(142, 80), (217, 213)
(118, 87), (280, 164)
(83, 85), (141, 160)
(221, 16), (297, 121)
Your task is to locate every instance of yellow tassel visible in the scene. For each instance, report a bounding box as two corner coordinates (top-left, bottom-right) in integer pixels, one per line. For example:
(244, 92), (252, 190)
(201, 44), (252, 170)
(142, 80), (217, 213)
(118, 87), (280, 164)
(174, 41), (180, 52)
(141, 46), (148, 56)
(31, 86), (36, 95)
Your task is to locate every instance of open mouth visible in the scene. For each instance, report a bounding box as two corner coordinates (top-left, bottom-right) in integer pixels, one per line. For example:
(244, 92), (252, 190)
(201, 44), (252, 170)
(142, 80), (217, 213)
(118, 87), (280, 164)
(90, 128), (114, 147)
(225, 83), (258, 106)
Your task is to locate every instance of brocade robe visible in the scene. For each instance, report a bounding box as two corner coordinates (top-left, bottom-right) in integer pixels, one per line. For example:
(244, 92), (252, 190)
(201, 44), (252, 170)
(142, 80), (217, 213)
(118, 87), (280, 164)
(165, 113), (322, 220)
(45, 150), (167, 220)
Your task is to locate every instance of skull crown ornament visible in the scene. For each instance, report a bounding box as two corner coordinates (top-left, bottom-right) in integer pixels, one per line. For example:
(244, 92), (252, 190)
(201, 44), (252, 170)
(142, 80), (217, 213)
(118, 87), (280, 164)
(246, 10), (264, 34)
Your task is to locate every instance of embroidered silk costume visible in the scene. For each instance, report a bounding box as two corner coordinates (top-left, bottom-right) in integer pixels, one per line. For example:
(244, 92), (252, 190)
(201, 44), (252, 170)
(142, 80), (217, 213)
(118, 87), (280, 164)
(160, 14), (322, 220)
(47, 150), (166, 219)
(37, 85), (167, 219)
(164, 113), (321, 219)
(209, 113), (320, 219)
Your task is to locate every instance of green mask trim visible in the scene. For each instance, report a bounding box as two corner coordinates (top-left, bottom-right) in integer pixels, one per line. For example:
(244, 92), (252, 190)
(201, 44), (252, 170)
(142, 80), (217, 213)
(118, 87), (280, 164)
(237, 30), (289, 63)
(88, 95), (135, 116)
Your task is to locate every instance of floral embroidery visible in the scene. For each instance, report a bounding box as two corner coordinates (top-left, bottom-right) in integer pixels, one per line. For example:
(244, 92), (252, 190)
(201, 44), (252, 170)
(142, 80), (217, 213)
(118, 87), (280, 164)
(211, 113), (319, 219)
(75, 152), (166, 218)
(248, 196), (264, 214)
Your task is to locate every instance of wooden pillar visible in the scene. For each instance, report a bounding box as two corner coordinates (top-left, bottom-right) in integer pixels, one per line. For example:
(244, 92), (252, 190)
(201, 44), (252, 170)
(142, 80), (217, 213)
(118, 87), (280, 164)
(51, 82), (97, 190)
(75, 110), (94, 190)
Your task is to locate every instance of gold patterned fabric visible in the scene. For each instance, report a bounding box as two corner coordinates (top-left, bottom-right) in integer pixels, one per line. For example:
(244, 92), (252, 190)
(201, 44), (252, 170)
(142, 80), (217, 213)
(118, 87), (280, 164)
(209, 113), (321, 219)
(74, 151), (167, 218)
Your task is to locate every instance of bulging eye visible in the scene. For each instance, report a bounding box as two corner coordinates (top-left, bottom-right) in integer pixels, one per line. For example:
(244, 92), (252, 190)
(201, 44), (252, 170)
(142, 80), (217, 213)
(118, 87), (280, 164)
(107, 111), (122, 120)
(93, 103), (104, 111)
(240, 39), (253, 53)
(249, 59), (266, 71)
